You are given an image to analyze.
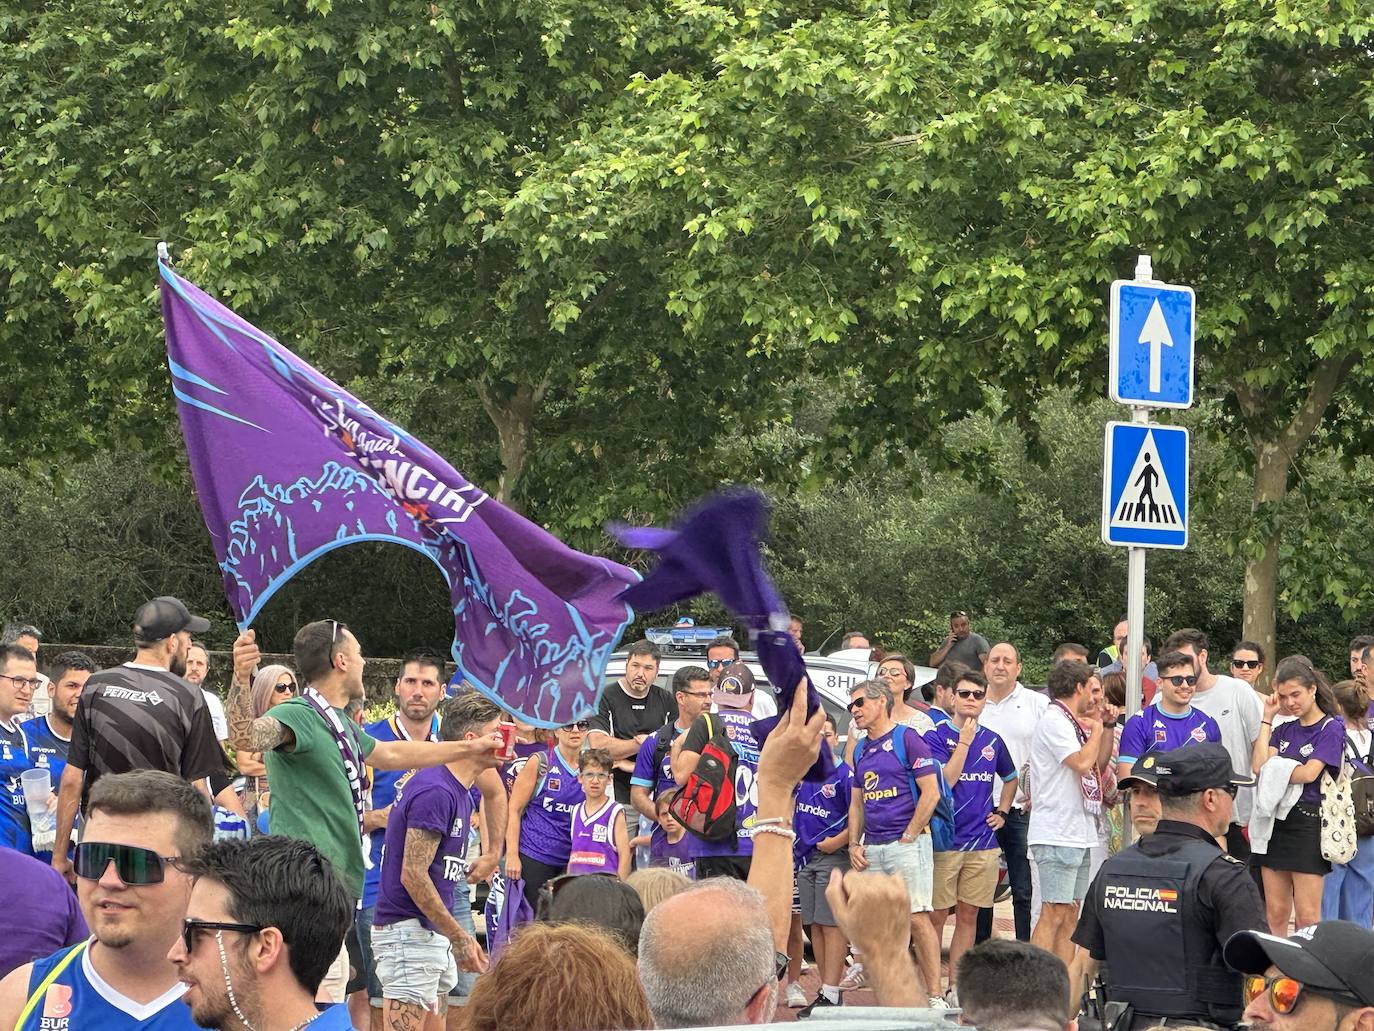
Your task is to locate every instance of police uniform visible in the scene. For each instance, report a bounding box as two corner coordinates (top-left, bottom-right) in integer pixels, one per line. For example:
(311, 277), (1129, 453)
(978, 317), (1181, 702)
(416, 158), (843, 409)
(1072, 745), (1267, 1031)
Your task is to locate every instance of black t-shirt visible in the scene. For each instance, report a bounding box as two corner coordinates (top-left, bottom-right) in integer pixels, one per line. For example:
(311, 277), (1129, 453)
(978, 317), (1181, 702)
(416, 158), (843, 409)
(69, 663), (224, 812)
(590, 681), (678, 802)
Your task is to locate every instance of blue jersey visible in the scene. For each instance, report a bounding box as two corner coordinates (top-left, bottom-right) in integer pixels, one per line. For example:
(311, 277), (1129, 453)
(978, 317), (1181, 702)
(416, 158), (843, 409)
(1118, 704), (1221, 767)
(922, 723), (1017, 851)
(20, 941), (200, 1031)
(0, 717), (34, 855)
(19, 716), (70, 786)
(362, 715), (438, 908)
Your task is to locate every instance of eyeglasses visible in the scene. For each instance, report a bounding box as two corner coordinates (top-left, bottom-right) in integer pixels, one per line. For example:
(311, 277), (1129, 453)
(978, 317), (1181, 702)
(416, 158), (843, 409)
(955, 688), (987, 700)
(182, 918), (264, 955)
(580, 771), (610, 780)
(706, 658), (735, 669)
(0, 674), (42, 691)
(1162, 674), (1199, 687)
(1232, 659), (1261, 670)
(564, 720), (591, 731)
(1244, 973), (1304, 1014)
(273, 680), (297, 695)
(75, 842), (182, 885)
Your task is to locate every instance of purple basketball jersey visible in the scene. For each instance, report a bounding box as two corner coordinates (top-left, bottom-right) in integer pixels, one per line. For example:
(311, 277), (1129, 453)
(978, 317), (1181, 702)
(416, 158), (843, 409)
(567, 798), (624, 876)
(518, 748), (584, 865)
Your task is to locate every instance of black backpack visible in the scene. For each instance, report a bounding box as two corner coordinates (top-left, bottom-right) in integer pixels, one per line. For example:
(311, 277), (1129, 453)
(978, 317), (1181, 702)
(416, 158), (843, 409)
(1343, 734), (1374, 837)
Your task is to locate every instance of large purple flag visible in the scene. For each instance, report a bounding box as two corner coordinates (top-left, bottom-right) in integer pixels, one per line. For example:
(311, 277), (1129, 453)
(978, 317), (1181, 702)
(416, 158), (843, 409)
(159, 258), (638, 727)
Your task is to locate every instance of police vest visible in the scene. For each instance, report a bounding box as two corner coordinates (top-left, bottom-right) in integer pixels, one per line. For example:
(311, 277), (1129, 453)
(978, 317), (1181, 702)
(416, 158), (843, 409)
(1096, 837), (1244, 1025)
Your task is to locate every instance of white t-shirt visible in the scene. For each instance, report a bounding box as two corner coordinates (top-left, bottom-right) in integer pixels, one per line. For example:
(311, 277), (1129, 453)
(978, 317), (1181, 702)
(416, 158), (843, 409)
(202, 688), (229, 742)
(979, 683), (1049, 808)
(1027, 705), (1098, 848)
(1189, 674), (1262, 825)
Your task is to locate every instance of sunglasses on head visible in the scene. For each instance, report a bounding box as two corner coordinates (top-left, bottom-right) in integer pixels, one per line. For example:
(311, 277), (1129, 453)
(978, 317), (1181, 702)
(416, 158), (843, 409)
(1232, 658), (1261, 670)
(182, 918), (264, 955)
(955, 688), (986, 699)
(75, 842), (182, 885)
(273, 680), (297, 695)
(1163, 674), (1199, 687)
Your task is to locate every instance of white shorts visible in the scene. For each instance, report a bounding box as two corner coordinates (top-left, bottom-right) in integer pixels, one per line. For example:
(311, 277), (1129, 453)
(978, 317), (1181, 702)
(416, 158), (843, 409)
(865, 836), (934, 913)
(372, 919), (458, 1009)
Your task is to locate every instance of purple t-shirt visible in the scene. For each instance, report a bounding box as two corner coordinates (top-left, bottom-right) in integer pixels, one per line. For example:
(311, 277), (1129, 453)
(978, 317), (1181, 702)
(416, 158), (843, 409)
(854, 725), (938, 844)
(922, 724), (1017, 852)
(649, 832), (696, 879)
(0, 848), (87, 979)
(1118, 704), (1221, 766)
(1272, 716), (1345, 805)
(794, 763), (853, 864)
(518, 748), (584, 865)
(373, 765), (475, 931)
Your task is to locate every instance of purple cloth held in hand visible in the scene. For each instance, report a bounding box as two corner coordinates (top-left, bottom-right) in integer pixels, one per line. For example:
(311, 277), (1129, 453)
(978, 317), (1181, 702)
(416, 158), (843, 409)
(483, 874), (533, 960)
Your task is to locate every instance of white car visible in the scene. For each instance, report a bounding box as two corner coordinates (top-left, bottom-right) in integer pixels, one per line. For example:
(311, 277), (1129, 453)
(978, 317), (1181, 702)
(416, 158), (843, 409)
(601, 649), (936, 739)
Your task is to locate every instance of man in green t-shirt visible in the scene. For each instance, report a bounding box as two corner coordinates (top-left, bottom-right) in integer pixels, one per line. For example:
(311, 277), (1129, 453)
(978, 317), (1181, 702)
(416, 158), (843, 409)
(227, 619), (505, 1003)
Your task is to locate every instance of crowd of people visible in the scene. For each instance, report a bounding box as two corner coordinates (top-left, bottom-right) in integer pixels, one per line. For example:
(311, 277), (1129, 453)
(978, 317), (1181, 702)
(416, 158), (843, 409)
(2, 604), (1374, 1031)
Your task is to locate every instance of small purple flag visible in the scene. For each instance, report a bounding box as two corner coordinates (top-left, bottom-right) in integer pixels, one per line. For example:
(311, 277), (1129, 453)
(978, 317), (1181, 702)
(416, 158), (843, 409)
(610, 489), (833, 779)
(159, 259), (638, 727)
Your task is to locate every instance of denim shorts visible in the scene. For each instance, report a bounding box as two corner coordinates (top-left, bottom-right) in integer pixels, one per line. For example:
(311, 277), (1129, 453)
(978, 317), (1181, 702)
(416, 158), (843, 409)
(372, 919), (459, 1008)
(1030, 843), (1092, 904)
(865, 835), (934, 912)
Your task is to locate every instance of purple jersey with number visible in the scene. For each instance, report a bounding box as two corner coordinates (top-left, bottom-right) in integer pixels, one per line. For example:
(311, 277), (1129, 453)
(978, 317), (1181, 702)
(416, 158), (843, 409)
(794, 763), (853, 864)
(1272, 716), (1345, 804)
(649, 831), (696, 878)
(518, 748), (584, 865)
(1118, 704), (1221, 766)
(922, 724), (1017, 851)
(567, 798), (623, 875)
(373, 765), (474, 931)
(685, 708), (762, 859)
(503, 739), (545, 794)
(854, 726), (938, 844)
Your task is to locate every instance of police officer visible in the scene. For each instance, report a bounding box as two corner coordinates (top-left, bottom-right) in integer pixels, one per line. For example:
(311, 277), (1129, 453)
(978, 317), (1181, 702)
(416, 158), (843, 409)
(1072, 743), (1267, 1031)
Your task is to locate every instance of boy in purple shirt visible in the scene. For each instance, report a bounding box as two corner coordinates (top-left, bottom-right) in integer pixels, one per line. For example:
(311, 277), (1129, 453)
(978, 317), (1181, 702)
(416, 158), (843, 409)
(373, 694), (505, 1031)
(1117, 650), (1222, 778)
(921, 669), (1017, 1003)
(847, 678), (943, 1005)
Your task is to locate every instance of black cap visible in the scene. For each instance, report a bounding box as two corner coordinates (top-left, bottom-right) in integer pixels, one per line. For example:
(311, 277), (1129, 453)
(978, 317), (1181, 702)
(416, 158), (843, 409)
(1224, 922), (1374, 1007)
(133, 596), (211, 642)
(1128, 742), (1254, 796)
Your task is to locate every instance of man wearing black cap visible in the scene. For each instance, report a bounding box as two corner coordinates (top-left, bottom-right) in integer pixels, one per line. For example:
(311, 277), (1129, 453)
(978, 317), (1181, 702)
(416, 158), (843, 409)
(50, 596), (223, 881)
(1224, 922), (1374, 1031)
(1071, 743), (1267, 1030)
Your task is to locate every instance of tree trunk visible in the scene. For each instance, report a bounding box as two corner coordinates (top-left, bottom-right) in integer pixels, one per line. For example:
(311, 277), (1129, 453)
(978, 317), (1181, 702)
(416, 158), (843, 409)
(1235, 353), (1354, 690)
(477, 377), (550, 510)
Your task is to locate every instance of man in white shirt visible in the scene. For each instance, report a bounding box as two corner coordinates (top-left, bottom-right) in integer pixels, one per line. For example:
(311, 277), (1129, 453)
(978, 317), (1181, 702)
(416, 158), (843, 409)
(976, 642), (1047, 943)
(1027, 660), (1115, 970)
(1164, 628), (1262, 860)
(184, 642), (228, 742)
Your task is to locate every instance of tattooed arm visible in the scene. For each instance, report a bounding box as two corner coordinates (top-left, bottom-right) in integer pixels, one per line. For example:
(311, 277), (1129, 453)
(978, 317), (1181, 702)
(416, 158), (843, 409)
(225, 629), (297, 754)
(399, 827), (486, 971)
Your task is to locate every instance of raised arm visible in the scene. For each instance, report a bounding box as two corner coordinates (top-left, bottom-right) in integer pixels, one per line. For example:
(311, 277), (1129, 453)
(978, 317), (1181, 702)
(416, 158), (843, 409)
(1253, 692), (1281, 774)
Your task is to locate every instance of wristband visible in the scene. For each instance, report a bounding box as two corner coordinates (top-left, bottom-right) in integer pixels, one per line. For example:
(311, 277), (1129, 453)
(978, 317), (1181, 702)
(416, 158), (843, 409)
(994, 809), (1009, 819)
(753, 825), (797, 843)
(1261, 721), (1272, 727)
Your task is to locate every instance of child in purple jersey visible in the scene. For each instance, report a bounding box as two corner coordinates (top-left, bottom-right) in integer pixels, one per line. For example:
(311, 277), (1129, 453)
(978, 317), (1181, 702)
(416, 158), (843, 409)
(644, 792), (696, 879)
(372, 694), (506, 1030)
(1253, 656), (1347, 934)
(567, 749), (631, 878)
(1117, 650), (1223, 777)
(506, 719), (588, 908)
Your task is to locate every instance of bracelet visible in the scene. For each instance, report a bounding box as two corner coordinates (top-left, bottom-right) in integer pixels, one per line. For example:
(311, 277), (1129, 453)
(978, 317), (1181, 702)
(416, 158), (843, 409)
(752, 825), (797, 842)
(1261, 721), (1272, 727)
(752, 817), (793, 830)
(994, 810), (1009, 819)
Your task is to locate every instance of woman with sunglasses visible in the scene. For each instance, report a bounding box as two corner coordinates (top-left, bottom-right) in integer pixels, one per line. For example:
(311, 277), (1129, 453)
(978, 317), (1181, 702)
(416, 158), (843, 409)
(236, 665), (297, 832)
(1252, 656), (1345, 931)
(505, 719), (588, 909)
(1230, 642), (1266, 689)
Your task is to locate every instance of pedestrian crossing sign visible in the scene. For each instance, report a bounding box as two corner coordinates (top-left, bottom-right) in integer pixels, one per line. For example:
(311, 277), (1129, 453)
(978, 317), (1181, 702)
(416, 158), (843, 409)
(1101, 422), (1189, 549)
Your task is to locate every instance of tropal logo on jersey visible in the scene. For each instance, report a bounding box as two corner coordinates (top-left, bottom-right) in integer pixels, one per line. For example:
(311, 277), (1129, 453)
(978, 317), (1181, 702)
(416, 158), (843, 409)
(862, 769), (899, 802)
(1103, 884), (1179, 913)
(103, 686), (165, 705)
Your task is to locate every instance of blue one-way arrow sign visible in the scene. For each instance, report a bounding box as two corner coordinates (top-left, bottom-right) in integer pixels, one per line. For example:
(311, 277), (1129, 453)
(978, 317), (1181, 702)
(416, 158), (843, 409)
(1102, 422), (1189, 549)
(1109, 280), (1195, 408)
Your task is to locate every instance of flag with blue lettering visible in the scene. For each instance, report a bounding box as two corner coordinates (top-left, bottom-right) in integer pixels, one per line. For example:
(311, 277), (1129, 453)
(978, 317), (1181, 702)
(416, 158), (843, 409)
(159, 259), (637, 726)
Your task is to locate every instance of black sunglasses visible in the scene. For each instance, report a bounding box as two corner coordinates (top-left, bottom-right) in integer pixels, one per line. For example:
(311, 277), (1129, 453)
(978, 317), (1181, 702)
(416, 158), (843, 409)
(1162, 674), (1199, 687)
(273, 680), (297, 694)
(848, 697), (871, 712)
(955, 688), (987, 699)
(75, 842), (182, 885)
(182, 918), (264, 955)
(564, 720), (591, 731)
(1232, 659), (1261, 670)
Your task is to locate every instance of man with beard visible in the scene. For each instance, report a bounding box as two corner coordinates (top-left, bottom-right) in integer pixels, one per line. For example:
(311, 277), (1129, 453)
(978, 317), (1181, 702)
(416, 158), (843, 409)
(51, 597), (224, 881)
(170, 835), (356, 1030)
(21, 651), (95, 861)
(184, 643), (229, 743)
(0, 769), (211, 1030)
(226, 620), (503, 1005)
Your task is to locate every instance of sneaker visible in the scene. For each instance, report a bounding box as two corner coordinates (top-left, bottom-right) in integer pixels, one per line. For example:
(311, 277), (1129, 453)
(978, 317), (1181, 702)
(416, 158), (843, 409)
(993, 882), (1013, 904)
(928, 996), (951, 1010)
(798, 993), (839, 1019)
(943, 985), (960, 1008)
(838, 963), (866, 991)
(786, 982), (808, 1008)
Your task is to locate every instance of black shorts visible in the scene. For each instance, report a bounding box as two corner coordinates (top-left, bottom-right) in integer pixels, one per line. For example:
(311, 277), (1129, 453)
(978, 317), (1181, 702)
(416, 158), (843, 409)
(1255, 804), (1330, 875)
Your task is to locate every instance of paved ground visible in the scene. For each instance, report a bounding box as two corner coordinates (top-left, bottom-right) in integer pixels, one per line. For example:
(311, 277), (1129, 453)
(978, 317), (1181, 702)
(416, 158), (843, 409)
(770, 904), (1017, 1021)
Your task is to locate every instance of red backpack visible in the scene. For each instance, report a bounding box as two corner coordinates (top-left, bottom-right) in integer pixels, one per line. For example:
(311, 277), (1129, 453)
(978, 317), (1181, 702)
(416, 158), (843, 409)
(669, 713), (739, 842)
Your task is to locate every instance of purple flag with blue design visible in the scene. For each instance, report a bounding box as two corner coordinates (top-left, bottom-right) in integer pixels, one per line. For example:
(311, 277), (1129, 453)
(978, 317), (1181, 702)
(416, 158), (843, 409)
(159, 258), (638, 727)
